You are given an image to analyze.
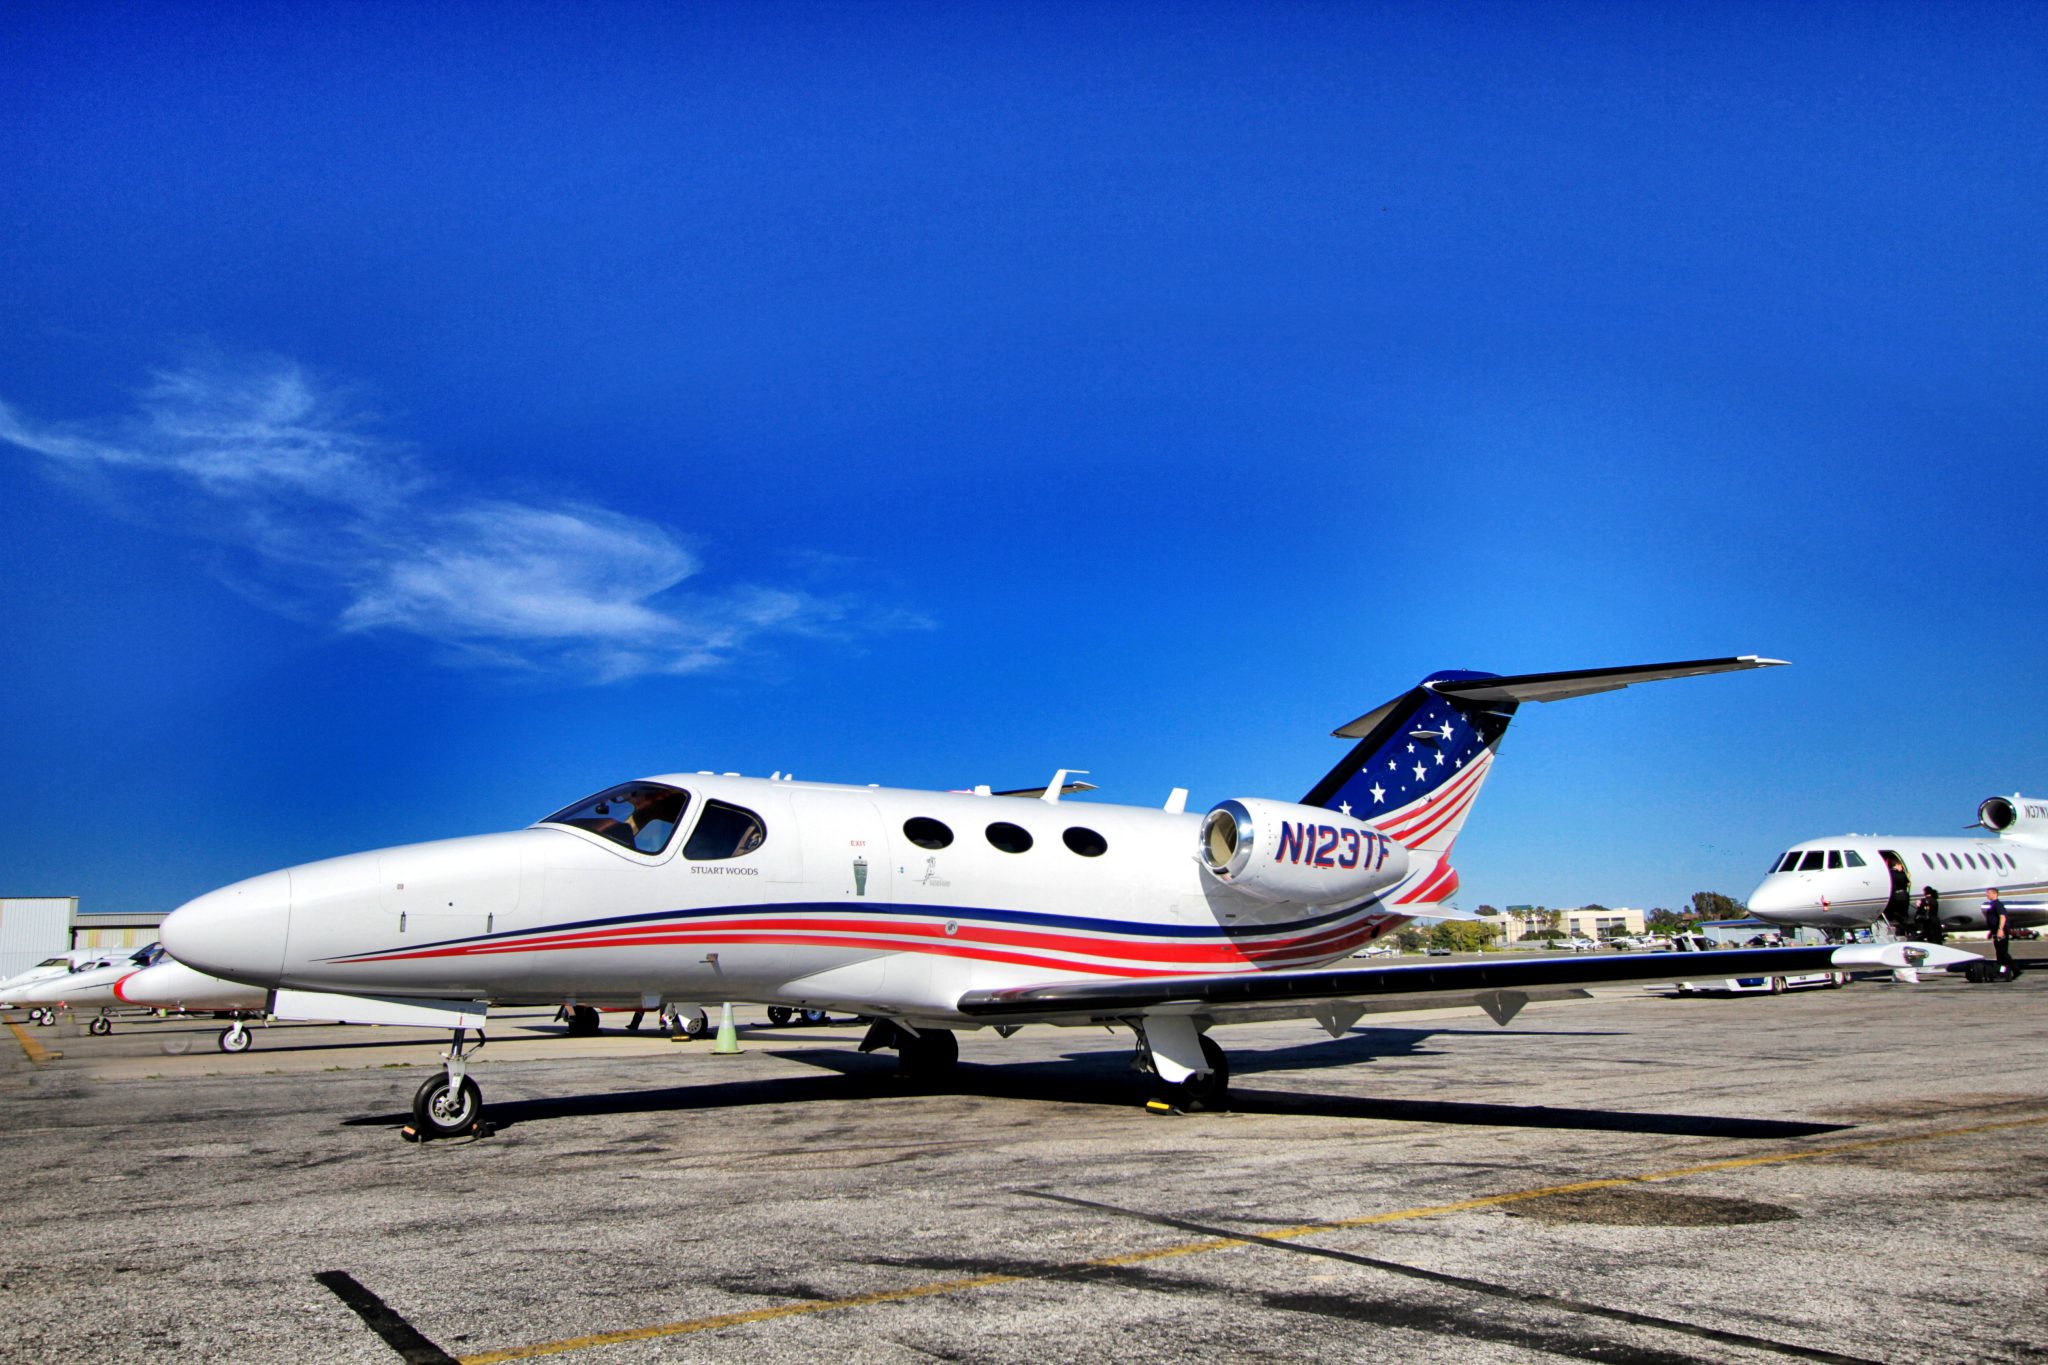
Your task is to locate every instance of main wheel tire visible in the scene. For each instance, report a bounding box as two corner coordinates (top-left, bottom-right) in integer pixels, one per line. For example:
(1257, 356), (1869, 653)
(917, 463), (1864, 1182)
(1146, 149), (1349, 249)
(1768, 976), (1787, 995)
(766, 1006), (794, 1026)
(897, 1027), (959, 1077)
(801, 1008), (830, 1025)
(564, 1005), (601, 1036)
(1160, 1035), (1232, 1111)
(88, 1017), (112, 1036)
(218, 1026), (253, 1054)
(680, 1012), (708, 1038)
(411, 1073), (484, 1138)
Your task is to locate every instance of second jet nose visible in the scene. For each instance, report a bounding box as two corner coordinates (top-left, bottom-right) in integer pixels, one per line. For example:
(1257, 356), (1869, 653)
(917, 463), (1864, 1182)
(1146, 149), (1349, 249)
(162, 869), (292, 986)
(1745, 878), (1807, 925)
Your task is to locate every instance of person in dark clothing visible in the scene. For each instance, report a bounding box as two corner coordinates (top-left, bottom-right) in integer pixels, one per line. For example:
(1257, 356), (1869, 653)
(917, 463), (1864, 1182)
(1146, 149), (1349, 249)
(1917, 887), (1944, 943)
(1983, 888), (2012, 968)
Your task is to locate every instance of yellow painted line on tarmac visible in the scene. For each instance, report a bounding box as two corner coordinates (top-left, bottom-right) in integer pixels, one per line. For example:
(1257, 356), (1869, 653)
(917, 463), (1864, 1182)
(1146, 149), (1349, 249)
(6, 1020), (58, 1065)
(457, 1110), (2048, 1364)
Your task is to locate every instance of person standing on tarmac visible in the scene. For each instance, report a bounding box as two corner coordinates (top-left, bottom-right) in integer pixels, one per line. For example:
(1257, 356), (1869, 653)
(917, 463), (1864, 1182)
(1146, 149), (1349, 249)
(1917, 887), (1944, 943)
(1983, 888), (2013, 970)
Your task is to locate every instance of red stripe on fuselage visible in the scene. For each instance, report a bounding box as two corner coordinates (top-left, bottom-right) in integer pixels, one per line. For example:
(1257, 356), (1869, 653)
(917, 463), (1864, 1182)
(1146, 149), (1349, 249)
(336, 906), (1393, 969)
(333, 913), (1410, 977)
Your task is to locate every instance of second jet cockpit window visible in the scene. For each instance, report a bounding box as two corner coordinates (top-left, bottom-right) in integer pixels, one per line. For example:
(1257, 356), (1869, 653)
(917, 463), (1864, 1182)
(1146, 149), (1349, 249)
(685, 801), (767, 860)
(542, 783), (691, 854)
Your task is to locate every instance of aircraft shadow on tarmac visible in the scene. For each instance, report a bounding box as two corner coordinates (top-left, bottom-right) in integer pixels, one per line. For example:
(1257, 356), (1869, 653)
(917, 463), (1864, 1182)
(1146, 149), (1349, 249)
(341, 1032), (1847, 1141)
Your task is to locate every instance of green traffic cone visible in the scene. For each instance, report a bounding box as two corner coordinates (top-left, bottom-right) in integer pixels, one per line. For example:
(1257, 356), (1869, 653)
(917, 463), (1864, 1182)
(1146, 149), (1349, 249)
(711, 1002), (742, 1055)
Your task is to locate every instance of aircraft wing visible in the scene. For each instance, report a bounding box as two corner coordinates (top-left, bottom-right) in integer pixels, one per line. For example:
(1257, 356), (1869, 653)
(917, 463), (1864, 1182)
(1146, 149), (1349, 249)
(955, 942), (1968, 1027)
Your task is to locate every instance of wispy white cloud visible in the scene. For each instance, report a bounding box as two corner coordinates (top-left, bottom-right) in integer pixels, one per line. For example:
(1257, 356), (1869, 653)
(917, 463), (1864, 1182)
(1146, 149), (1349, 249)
(0, 357), (919, 681)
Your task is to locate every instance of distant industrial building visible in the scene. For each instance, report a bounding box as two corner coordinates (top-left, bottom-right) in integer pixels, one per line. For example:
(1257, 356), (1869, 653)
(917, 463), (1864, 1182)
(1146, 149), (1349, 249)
(0, 897), (76, 977)
(71, 909), (166, 950)
(0, 900), (169, 976)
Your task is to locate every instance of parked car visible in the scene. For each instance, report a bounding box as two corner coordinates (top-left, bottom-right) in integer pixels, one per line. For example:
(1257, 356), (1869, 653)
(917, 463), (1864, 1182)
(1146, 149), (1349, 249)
(1425, 945), (1453, 956)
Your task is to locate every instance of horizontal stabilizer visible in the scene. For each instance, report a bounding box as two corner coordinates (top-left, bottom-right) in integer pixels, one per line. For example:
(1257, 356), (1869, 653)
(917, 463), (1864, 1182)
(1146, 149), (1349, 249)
(1426, 655), (1787, 707)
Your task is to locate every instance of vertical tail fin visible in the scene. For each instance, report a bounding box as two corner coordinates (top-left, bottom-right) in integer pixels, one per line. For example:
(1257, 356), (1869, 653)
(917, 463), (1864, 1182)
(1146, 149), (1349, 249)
(1304, 657), (1787, 907)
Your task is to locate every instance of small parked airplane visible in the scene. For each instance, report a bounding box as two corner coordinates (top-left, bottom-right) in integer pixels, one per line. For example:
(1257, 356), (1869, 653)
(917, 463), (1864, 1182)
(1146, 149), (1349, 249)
(1747, 794), (2048, 934)
(11, 943), (170, 1032)
(163, 656), (1965, 1137)
(0, 948), (132, 1013)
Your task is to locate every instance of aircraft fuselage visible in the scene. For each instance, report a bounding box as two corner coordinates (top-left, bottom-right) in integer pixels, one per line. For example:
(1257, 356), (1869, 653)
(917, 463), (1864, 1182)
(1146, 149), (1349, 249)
(167, 775), (1415, 1026)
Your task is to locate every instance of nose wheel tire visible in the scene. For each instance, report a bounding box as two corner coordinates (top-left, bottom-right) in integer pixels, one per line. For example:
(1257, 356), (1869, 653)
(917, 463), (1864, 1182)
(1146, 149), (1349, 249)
(411, 1073), (485, 1138)
(765, 1006), (794, 1026)
(88, 1017), (112, 1036)
(218, 1024), (253, 1053)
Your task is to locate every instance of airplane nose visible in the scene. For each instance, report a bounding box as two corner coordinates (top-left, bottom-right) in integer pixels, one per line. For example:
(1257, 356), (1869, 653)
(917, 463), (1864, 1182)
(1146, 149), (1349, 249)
(1745, 878), (1803, 924)
(162, 869), (292, 986)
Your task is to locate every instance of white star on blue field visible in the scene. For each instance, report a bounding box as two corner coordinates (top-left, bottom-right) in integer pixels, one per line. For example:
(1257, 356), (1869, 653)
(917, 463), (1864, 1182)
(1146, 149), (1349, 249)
(2, 3), (2043, 917)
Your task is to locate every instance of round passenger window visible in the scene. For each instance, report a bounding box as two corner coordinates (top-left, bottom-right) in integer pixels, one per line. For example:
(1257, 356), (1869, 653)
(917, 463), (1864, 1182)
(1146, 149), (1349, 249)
(985, 821), (1034, 854)
(1062, 827), (1108, 857)
(904, 817), (953, 850)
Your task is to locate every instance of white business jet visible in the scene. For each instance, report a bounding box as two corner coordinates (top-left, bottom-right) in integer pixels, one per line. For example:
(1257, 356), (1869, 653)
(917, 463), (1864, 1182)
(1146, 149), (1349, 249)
(163, 657), (1966, 1137)
(1747, 794), (2048, 934)
(0, 948), (131, 1015)
(111, 957), (271, 1052)
(12, 943), (171, 1033)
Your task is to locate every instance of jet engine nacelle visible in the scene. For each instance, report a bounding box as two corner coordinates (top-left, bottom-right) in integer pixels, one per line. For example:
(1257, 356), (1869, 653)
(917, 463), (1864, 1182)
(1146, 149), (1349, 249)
(1198, 798), (1409, 904)
(1979, 794), (2048, 843)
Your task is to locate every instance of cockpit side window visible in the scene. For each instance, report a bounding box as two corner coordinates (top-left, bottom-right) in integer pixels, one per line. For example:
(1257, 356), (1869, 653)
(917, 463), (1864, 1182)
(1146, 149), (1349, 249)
(685, 800), (767, 860)
(1798, 850), (1825, 871)
(1826, 850), (1842, 869)
(1843, 850), (1866, 868)
(542, 782), (691, 854)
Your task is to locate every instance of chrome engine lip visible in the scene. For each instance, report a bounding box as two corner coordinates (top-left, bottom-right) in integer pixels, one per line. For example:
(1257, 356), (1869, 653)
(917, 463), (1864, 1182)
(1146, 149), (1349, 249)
(1200, 799), (1256, 880)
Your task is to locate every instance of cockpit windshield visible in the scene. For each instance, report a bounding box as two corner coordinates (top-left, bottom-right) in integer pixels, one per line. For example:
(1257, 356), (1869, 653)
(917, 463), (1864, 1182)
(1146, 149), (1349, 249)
(131, 943), (165, 967)
(541, 782), (691, 855)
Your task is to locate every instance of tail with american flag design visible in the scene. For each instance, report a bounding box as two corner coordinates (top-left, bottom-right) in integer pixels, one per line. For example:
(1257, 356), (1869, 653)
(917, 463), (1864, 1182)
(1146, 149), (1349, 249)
(1299, 657), (1788, 911)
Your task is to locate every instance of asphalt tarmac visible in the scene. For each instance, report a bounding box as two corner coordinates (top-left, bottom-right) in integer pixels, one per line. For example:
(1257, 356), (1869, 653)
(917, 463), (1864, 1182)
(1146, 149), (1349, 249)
(3, 957), (2044, 1364)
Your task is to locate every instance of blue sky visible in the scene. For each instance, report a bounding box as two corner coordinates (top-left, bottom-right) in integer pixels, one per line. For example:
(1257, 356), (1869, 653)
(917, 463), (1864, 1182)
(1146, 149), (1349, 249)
(3, 2), (2043, 918)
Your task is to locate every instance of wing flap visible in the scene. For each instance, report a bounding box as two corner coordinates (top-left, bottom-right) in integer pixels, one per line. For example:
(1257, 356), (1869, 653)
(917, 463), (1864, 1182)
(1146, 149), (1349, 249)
(954, 943), (1958, 1021)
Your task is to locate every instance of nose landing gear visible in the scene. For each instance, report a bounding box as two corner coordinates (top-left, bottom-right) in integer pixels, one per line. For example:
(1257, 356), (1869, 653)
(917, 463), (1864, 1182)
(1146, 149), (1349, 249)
(406, 1027), (492, 1140)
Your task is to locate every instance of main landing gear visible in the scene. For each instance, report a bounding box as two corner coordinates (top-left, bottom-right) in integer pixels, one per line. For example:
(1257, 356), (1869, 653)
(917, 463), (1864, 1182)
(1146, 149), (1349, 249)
(1135, 1017), (1231, 1113)
(407, 1028), (490, 1141)
(858, 1019), (959, 1078)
